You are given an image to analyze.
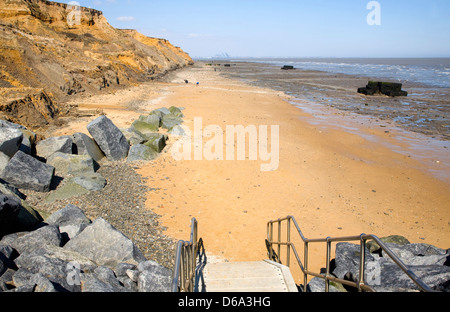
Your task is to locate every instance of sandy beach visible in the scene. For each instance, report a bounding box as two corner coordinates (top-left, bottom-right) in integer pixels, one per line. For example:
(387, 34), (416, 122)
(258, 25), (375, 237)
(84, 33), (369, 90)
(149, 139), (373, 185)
(50, 62), (450, 280)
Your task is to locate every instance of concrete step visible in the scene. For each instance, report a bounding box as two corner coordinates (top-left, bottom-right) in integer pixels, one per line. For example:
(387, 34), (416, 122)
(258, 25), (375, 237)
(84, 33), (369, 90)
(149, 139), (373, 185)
(203, 260), (298, 292)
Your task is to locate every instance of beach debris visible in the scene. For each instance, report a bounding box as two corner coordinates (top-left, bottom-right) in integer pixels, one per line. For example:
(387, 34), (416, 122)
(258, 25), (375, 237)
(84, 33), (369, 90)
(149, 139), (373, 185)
(358, 81), (408, 97)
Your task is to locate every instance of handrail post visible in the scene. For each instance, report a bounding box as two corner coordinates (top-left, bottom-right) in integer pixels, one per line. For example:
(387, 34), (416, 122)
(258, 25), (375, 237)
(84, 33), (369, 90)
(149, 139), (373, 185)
(358, 235), (366, 292)
(325, 238), (331, 292)
(286, 218), (291, 267)
(277, 219), (282, 263)
(268, 222), (273, 261)
(303, 241), (308, 292)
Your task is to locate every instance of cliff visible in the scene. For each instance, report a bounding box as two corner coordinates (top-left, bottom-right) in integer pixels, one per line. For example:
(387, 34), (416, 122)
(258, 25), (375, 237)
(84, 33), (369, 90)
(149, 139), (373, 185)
(0, 0), (193, 129)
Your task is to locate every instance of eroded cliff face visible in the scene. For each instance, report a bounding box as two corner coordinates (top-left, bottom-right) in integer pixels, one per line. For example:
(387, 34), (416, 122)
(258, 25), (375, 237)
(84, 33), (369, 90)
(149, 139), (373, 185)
(0, 0), (193, 128)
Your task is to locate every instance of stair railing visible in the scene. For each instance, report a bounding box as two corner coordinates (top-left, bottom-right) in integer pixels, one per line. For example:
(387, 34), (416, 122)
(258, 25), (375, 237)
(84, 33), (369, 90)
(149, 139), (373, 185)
(172, 218), (203, 292)
(267, 216), (434, 292)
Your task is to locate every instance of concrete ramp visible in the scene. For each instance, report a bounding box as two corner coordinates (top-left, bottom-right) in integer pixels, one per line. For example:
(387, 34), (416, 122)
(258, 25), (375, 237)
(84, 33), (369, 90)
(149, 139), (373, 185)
(203, 260), (298, 292)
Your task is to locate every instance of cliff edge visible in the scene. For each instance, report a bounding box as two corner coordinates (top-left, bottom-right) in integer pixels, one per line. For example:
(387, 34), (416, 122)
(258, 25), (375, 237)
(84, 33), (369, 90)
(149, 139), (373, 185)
(0, 0), (193, 129)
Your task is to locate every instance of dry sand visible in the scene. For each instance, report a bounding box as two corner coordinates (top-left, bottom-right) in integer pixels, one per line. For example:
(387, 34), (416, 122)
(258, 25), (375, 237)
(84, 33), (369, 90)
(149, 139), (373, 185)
(51, 63), (450, 280)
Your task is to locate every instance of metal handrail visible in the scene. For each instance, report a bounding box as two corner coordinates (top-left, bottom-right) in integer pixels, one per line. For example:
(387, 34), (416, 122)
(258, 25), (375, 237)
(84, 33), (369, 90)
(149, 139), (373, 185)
(172, 218), (201, 292)
(267, 216), (435, 292)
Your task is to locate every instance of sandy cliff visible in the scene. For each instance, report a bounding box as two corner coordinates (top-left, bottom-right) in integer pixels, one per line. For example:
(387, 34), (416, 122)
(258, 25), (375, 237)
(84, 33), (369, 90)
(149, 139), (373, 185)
(0, 0), (193, 129)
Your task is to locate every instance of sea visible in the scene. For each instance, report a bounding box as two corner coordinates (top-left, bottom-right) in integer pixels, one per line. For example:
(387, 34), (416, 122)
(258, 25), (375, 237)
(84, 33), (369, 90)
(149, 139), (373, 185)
(205, 57), (450, 181)
(234, 58), (450, 88)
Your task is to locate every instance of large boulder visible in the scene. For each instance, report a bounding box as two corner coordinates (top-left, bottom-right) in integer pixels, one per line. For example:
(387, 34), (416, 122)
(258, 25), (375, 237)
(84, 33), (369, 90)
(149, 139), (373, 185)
(47, 152), (95, 176)
(161, 114), (183, 130)
(36, 136), (73, 159)
(80, 266), (128, 292)
(367, 235), (410, 253)
(0, 195), (22, 237)
(127, 144), (159, 162)
(130, 121), (159, 137)
(168, 106), (184, 118)
(9, 225), (62, 254)
(371, 264), (450, 292)
(0, 120), (26, 130)
(137, 260), (172, 292)
(46, 204), (92, 240)
(13, 247), (81, 292)
(64, 217), (146, 268)
(332, 242), (377, 282)
(143, 133), (167, 153)
(120, 128), (146, 146)
(0, 182), (44, 233)
(0, 128), (23, 158)
(87, 116), (130, 161)
(136, 114), (161, 131)
(18, 129), (36, 155)
(331, 238), (450, 292)
(72, 132), (105, 163)
(2, 151), (55, 192)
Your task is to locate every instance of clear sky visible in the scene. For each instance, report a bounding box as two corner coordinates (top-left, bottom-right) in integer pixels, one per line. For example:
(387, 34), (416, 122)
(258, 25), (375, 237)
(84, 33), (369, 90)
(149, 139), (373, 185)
(59, 0), (450, 58)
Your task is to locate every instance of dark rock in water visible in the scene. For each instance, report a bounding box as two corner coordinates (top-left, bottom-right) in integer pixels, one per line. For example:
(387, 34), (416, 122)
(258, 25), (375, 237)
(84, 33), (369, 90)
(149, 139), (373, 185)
(358, 81), (408, 97)
(87, 116), (130, 161)
(281, 65), (295, 70)
(2, 151), (55, 192)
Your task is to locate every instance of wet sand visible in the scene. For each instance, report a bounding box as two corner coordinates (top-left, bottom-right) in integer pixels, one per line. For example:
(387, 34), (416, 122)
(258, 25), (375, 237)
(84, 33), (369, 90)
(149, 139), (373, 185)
(51, 62), (450, 281)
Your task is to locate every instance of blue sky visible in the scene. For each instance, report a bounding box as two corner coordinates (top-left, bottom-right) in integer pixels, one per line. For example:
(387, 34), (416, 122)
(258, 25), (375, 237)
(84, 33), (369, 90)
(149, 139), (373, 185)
(59, 0), (450, 58)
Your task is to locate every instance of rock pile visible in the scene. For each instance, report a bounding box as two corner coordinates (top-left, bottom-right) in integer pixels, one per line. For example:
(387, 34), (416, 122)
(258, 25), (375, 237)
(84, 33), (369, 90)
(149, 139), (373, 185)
(307, 235), (450, 292)
(0, 106), (184, 204)
(0, 204), (172, 292)
(0, 106), (186, 292)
